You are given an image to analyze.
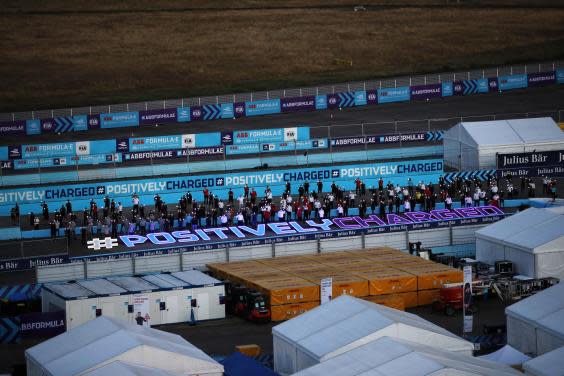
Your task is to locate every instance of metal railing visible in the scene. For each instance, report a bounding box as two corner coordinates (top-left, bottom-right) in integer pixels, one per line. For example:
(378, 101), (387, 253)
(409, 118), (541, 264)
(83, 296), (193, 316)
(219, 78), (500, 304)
(1, 60), (562, 122)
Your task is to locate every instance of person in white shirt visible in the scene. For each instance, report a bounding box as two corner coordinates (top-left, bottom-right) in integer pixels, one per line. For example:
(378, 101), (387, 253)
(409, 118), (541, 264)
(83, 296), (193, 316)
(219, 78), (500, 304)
(318, 207), (325, 219)
(278, 209), (286, 222)
(445, 195), (453, 210)
(220, 214), (228, 225)
(236, 212), (244, 225)
(472, 191), (480, 206)
(464, 195), (473, 207)
(286, 195), (293, 204)
(403, 200), (411, 212)
(286, 204), (293, 221)
(337, 204), (344, 217)
(237, 195), (244, 208)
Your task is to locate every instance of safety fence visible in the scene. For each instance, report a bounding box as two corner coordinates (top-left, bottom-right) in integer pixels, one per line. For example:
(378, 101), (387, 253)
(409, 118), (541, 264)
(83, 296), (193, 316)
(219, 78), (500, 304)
(0, 61), (562, 134)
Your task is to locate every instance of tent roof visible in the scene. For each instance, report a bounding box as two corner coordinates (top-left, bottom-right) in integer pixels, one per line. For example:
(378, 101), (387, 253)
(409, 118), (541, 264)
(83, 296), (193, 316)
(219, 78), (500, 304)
(476, 207), (564, 253)
(478, 344), (530, 365)
(220, 352), (279, 376)
(523, 346), (564, 376)
(293, 336), (521, 376)
(505, 283), (564, 341)
(83, 361), (181, 376)
(171, 270), (222, 287)
(272, 296), (471, 360)
(443, 117), (564, 148)
(25, 316), (221, 376)
(106, 276), (159, 293)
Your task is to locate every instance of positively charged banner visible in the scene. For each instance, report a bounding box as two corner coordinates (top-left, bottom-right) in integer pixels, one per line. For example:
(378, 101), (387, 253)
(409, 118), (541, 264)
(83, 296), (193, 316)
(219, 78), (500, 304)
(0, 159), (443, 205)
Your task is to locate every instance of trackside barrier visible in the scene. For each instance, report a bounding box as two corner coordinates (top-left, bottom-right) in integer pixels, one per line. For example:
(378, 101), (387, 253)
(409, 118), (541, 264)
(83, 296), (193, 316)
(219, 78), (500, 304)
(35, 223), (489, 283)
(0, 62), (562, 132)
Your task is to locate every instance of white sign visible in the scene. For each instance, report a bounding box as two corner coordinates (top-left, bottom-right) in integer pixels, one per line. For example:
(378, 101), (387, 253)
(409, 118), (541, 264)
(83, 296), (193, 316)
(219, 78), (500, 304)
(133, 294), (151, 327)
(182, 134), (195, 149)
(321, 278), (333, 305)
(463, 265), (473, 333)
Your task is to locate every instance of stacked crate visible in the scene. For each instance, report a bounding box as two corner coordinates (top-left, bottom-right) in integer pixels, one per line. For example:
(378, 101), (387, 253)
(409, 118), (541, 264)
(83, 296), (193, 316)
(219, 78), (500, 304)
(207, 247), (463, 321)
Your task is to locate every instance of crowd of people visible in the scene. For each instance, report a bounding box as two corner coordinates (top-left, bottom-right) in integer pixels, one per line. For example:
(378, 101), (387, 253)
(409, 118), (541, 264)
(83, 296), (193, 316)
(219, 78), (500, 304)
(6, 172), (559, 246)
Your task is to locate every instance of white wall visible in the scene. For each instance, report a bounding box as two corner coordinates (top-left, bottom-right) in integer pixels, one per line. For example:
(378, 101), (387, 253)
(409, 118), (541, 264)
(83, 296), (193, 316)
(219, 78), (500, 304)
(507, 314), (537, 356)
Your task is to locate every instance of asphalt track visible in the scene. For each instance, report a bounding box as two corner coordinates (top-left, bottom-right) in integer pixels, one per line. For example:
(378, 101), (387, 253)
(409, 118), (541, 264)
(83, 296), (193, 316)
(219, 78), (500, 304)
(1, 85), (563, 146)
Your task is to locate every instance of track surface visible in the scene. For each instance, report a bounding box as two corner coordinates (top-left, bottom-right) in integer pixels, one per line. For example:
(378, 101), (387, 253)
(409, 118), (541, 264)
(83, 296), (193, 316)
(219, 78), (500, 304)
(1, 85), (563, 146)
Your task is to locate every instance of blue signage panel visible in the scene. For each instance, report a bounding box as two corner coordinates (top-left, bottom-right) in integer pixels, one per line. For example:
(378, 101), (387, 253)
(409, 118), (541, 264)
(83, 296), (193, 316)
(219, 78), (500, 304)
(557, 69), (564, 84)
(225, 144), (260, 155)
(26, 120), (41, 135)
(244, 99), (281, 116)
(233, 128), (284, 144)
(441, 82), (453, 97)
(129, 135), (183, 152)
(221, 103), (234, 119)
(100, 112), (139, 128)
(21, 142), (76, 158)
(91, 140), (117, 154)
(260, 139), (328, 153)
(0, 159), (443, 206)
(377, 87), (410, 103)
(177, 107), (191, 122)
(315, 95), (327, 110)
(354, 91), (367, 106)
(195, 132), (221, 147)
(498, 74), (528, 90)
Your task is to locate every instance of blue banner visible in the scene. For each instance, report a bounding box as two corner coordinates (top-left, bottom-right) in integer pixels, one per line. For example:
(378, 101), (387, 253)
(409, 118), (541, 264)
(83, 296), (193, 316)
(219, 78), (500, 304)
(315, 95), (327, 110)
(195, 132), (221, 147)
(221, 103), (234, 119)
(233, 128), (284, 144)
(13, 154), (121, 170)
(26, 120), (41, 135)
(441, 82), (453, 97)
(556, 69), (564, 84)
(91, 140), (117, 154)
(100, 111), (139, 128)
(498, 74), (528, 90)
(129, 135), (183, 152)
(260, 139), (327, 153)
(177, 107), (191, 122)
(354, 91), (367, 106)
(22, 142), (77, 158)
(225, 144), (260, 155)
(377, 87), (410, 103)
(0, 147), (7, 160)
(0, 159), (443, 205)
(245, 99), (281, 116)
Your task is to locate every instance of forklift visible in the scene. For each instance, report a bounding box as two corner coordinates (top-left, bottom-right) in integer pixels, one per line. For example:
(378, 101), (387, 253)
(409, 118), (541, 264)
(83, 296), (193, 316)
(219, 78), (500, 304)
(225, 282), (271, 323)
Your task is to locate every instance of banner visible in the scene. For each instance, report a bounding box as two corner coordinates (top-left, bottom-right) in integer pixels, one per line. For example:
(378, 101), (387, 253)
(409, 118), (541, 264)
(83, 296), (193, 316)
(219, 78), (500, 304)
(139, 108), (177, 125)
(260, 139), (327, 153)
(26, 119), (41, 135)
(123, 147), (224, 161)
(234, 102), (246, 118)
(133, 294), (151, 327)
(488, 77), (499, 92)
(377, 87), (410, 103)
(0, 158), (443, 205)
(129, 135), (183, 152)
(367, 90), (378, 104)
(497, 165), (564, 179)
(21, 142), (77, 159)
(453, 79), (488, 95)
(87, 114), (101, 130)
(0, 120), (25, 136)
(221, 103), (234, 119)
(497, 150), (564, 169)
(321, 278), (333, 304)
(190, 107), (203, 121)
(410, 84), (442, 100)
(498, 74), (528, 91)
(13, 154), (120, 170)
(527, 71), (556, 87)
(354, 91), (367, 106)
(19, 311), (65, 338)
(245, 99), (281, 116)
(315, 95), (327, 110)
(194, 132), (221, 147)
(330, 132), (428, 147)
(1, 161), (13, 170)
(281, 96), (316, 113)
(8, 146), (22, 159)
(225, 144), (260, 155)
(100, 111), (139, 128)
(233, 128), (284, 144)
(221, 131), (233, 145)
(177, 107), (191, 122)
(441, 82), (453, 97)
(557, 69), (564, 84)
(41, 115), (88, 133)
(463, 265), (473, 333)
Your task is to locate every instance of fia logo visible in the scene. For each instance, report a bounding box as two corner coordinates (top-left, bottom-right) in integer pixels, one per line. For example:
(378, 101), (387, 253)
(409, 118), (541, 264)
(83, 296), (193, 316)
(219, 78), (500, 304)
(192, 109), (201, 117)
(235, 106), (244, 114)
(87, 237), (118, 250)
(454, 84), (462, 91)
(286, 131), (295, 138)
(489, 80), (498, 88)
(184, 138), (193, 145)
(89, 117), (99, 126)
(329, 97), (337, 105)
(78, 144), (88, 152)
(368, 93), (376, 101)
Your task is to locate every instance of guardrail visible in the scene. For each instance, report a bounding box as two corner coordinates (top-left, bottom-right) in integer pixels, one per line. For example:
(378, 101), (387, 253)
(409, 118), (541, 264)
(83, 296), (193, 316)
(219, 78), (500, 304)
(1, 60), (562, 124)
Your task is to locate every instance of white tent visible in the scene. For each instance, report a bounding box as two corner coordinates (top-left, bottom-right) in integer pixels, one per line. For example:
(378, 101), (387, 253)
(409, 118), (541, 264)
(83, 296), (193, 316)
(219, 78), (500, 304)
(475, 206), (564, 279)
(272, 295), (474, 375)
(523, 346), (564, 376)
(293, 336), (521, 376)
(25, 316), (223, 376)
(479, 344), (531, 366)
(505, 283), (564, 357)
(443, 117), (564, 170)
(83, 361), (181, 376)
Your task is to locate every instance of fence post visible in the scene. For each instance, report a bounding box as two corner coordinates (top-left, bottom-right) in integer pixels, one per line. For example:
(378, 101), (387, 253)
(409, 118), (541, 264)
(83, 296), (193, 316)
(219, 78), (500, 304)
(316, 87), (319, 96)
(394, 79), (397, 88)
(317, 238), (321, 253)
(132, 255), (136, 275)
(127, 103), (129, 112)
(266, 91), (269, 99)
(216, 96), (219, 104)
(332, 86), (335, 94)
(226, 245), (230, 262)
(394, 120), (398, 134)
(539, 63), (541, 73)
(361, 232), (366, 249)
(482, 69), (484, 78)
(283, 89), (286, 97)
(300, 88), (303, 96)
(409, 77), (412, 86)
(497, 67), (499, 77)
(363, 82), (366, 91)
(179, 252), (184, 271)
(405, 229), (410, 251)
(198, 97), (201, 106)
(84, 259), (89, 279)
(438, 74), (441, 83)
(250, 93), (253, 101)
(233, 94), (236, 103)
(181, 98), (184, 108)
(271, 242), (276, 258)
(449, 224), (453, 245)
(427, 119), (431, 132)
(524, 65), (527, 75)
(467, 71), (470, 80)
(510, 66), (513, 75)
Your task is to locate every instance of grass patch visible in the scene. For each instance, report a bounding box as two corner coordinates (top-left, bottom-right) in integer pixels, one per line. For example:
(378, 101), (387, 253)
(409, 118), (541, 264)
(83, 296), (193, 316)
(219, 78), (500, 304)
(1, 2), (563, 112)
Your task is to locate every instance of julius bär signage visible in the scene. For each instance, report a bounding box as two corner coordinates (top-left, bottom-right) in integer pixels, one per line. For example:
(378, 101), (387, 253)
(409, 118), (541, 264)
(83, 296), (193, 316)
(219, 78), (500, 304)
(497, 150), (564, 169)
(117, 206), (503, 249)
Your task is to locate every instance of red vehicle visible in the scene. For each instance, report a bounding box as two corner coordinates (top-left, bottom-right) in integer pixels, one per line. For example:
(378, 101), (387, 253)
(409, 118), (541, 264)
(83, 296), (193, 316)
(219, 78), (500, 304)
(227, 284), (270, 323)
(432, 284), (478, 316)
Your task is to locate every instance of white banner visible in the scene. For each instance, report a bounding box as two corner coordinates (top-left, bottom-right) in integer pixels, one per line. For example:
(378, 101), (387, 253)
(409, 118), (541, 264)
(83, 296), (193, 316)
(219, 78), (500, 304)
(321, 278), (333, 305)
(284, 127), (298, 141)
(75, 141), (90, 156)
(182, 134), (195, 149)
(463, 266), (473, 333)
(133, 294), (151, 327)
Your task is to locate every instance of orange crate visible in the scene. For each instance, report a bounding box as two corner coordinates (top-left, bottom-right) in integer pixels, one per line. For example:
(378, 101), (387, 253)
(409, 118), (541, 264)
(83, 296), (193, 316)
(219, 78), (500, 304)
(362, 294), (405, 311)
(417, 289), (441, 306)
(397, 291), (418, 308)
(270, 301), (320, 321)
(355, 270), (417, 295)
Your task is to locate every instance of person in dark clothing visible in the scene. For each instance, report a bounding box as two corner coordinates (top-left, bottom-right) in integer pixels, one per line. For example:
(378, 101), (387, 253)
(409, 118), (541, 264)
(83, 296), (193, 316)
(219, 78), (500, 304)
(135, 312), (147, 326)
(317, 180), (323, 194)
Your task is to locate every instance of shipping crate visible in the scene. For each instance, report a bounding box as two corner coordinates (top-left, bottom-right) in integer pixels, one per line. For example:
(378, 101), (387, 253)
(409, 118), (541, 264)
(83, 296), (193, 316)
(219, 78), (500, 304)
(270, 301), (320, 321)
(355, 270), (417, 295)
(417, 289), (441, 306)
(362, 294), (406, 311)
(397, 291), (419, 308)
